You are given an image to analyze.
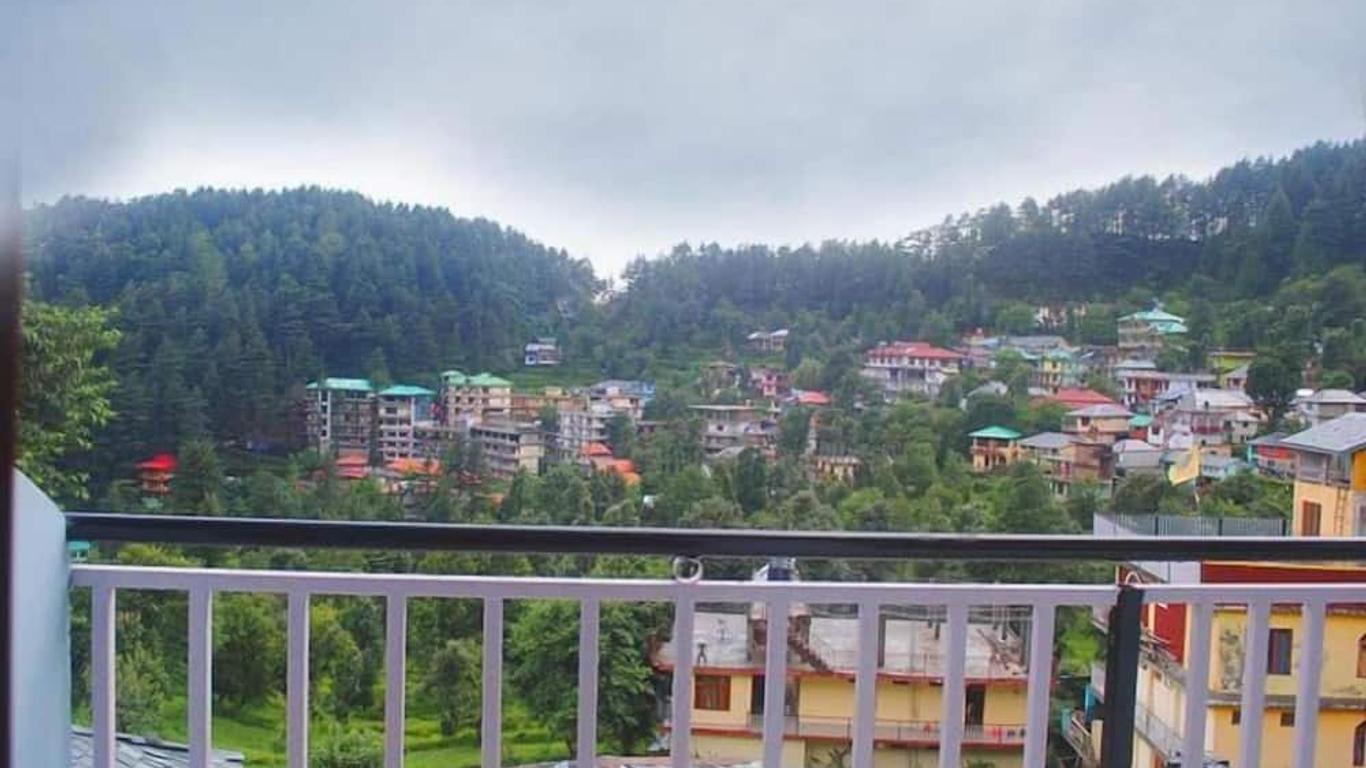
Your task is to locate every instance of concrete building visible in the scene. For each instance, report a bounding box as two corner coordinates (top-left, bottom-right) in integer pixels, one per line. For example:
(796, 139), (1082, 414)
(860, 341), (964, 400)
(469, 419), (543, 478)
(588, 379), (655, 420)
(375, 384), (439, 462)
(523, 337), (561, 366)
(1281, 413), (1366, 537)
(305, 377), (375, 454)
(968, 426), (1023, 472)
(557, 403), (615, 460)
(442, 370), (513, 423)
(1147, 389), (1261, 450)
(1116, 369), (1217, 410)
(657, 599), (1031, 768)
(1117, 306), (1187, 357)
(691, 404), (778, 459)
(1086, 513), (1366, 768)
(1062, 404), (1134, 445)
(1294, 389), (1366, 427)
(1019, 432), (1074, 497)
(746, 328), (790, 354)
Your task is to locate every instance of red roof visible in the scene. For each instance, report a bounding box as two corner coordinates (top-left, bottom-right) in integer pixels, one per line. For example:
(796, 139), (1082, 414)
(136, 453), (178, 472)
(335, 454), (369, 467)
(388, 458), (443, 476)
(795, 390), (832, 406)
(1046, 388), (1117, 409)
(582, 442), (613, 457)
(865, 341), (964, 361)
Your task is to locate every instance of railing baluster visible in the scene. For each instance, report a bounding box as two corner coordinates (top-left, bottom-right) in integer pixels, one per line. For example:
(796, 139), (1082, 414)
(287, 592), (310, 768)
(482, 597), (504, 768)
(1291, 599), (1325, 768)
(852, 599), (879, 768)
(91, 585), (116, 768)
(1238, 600), (1270, 767)
(577, 597), (600, 768)
(385, 594), (407, 768)
(670, 596), (695, 768)
(762, 597), (791, 768)
(188, 588), (213, 768)
(937, 603), (968, 768)
(1181, 600), (1213, 768)
(1022, 602), (1055, 767)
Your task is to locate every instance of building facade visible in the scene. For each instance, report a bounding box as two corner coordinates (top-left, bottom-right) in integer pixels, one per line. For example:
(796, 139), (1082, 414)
(305, 377), (376, 454)
(442, 371), (513, 423)
(375, 384), (438, 462)
(469, 420), (544, 478)
(1281, 413), (1366, 537)
(860, 341), (964, 400)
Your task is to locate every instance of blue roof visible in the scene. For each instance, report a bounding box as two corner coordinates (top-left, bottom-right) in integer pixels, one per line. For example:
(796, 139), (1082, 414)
(379, 384), (435, 397)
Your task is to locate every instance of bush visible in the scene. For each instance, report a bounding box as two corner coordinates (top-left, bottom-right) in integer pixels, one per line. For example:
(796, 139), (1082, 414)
(312, 728), (381, 768)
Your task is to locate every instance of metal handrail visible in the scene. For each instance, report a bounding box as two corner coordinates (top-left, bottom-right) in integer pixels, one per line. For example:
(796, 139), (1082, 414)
(63, 513), (1366, 560)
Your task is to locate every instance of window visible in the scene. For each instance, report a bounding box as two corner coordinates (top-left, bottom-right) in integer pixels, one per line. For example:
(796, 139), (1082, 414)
(1280, 711), (1295, 727)
(694, 674), (731, 711)
(1301, 501), (1322, 536)
(1231, 708), (1241, 725)
(1268, 628), (1293, 675)
(1359, 635), (1366, 678)
(1356, 721), (1366, 766)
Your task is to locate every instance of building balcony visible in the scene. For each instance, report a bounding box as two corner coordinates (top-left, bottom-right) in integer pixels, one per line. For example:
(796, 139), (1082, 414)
(8, 472), (1366, 768)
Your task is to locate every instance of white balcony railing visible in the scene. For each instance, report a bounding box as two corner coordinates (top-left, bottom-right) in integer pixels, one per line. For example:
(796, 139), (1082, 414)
(71, 564), (1113, 768)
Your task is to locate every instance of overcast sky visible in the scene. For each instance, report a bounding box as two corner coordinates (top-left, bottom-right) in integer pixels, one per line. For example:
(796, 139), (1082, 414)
(18, 1), (1366, 275)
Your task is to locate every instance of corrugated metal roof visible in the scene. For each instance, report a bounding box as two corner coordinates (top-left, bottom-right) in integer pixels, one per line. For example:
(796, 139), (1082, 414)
(968, 425), (1021, 440)
(1020, 432), (1073, 449)
(378, 384), (435, 397)
(1282, 413), (1366, 454)
(69, 728), (244, 768)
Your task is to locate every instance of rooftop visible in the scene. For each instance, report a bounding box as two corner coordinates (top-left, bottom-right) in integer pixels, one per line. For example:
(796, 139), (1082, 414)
(865, 341), (964, 361)
(1019, 431), (1073, 450)
(70, 727), (244, 768)
(968, 425), (1022, 441)
(378, 384), (436, 397)
(1067, 404), (1133, 418)
(1281, 412), (1366, 454)
(1300, 388), (1366, 405)
(305, 376), (373, 392)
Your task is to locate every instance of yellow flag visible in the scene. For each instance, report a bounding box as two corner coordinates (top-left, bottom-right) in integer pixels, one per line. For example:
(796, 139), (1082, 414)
(1168, 446), (1201, 485)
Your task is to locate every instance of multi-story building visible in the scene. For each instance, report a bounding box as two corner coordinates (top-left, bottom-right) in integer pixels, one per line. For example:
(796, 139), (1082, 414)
(1084, 512), (1366, 768)
(588, 379), (655, 420)
(1019, 432), (1074, 497)
(441, 371), (513, 423)
(1116, 369), (1216, 410)
(1062, 404), (1133, 445)
(1033, 348), (1085, 393)
(969, 426), (1022, 472)
(468, 419), (543, 478)
(375, 385), (439, 462)
(135, 453), (177, 496)
(509, 386), (584, 423)
(691, 404), (779, 459)
(1294, 389), (1366, 427)
(1281, 413), (1366, 537)
(749, 367), (790, 400)
(305, 377), (375, 454)
(746, 328), (789, 354)
(808, 454), (861, 483)
(1117, 305), (1187, 357)
(657, 591), (1031, 768)
(861, 341), (964, 400)
(1249, 432), (1294, 478)
(1147, 389), (1261, 450)
(523, 337), (561, 366)
(557, 403), (616, 460)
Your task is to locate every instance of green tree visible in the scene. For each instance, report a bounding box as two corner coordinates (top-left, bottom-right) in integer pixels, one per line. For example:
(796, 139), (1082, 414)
(171, 439), (226, 515)
(422, 639), (480, 736)
(1247, 349), (1302, 425)
(117, 643), (169, 734)
(17, 300), (120, 500)
(214, 594), (285, 711)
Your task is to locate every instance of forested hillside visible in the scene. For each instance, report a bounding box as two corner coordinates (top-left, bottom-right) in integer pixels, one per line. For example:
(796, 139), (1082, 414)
(611, 140), (1366, 354)
(24, 140), (1366, 463)
(25, 188), (600, 455)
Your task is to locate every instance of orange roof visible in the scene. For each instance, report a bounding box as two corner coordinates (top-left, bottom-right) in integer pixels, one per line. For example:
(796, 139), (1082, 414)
(865, 341), (964, 361)
(388, 458), (443, 476)
(335, 454), (369, 467)
(582, 442), (613, 457)
(1046, 388), (1117, 409)
(796, 390), (832, 406)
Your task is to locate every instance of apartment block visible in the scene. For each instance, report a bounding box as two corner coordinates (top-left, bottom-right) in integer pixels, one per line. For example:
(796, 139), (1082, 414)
(860, 341), (964, 400)
(375, 384), (439, 462)
(305, 377), (375, 455)
(441, 370), (513, 423)
(469, 419), (544, 478)
(1281, 413), (1366, 537)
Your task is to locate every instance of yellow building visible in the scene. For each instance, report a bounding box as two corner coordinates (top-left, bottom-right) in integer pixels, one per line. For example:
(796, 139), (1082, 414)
(1083, 551), (1366, 767)
(968, 426), (1023, 472)
(1281, 412), (1366, 537)
(659, 607), (1032, 768)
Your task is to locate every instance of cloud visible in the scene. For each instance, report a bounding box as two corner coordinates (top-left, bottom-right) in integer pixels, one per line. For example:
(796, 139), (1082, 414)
(19, 0), (1366, 274)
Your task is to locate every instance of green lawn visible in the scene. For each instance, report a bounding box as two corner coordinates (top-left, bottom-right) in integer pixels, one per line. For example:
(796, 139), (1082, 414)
(94, 695), (571, 767)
